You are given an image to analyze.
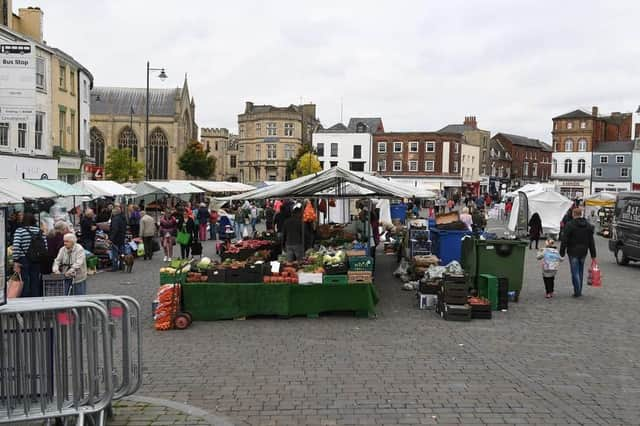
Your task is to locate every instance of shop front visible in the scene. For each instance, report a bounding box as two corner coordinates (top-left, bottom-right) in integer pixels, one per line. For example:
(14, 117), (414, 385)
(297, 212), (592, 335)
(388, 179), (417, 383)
(0, 153), (58, 179)
(553, 178), (590, 199)
(592, 182), (631, 193)
(58, 155), (82, 184)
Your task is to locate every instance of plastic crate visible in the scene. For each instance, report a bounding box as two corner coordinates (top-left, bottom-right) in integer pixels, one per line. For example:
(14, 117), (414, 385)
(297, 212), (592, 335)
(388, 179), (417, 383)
(348, 256), (374, 271)
(443, 303), (472, 321)
(160, 272), (184, 285)
(322, 275), (348, 285)
(298, 272), (323, 285)
(346, 249), (367, 257)
(86, 255), (98, 270)
(347, 271), (372, 284)
(324, 262), (348, 275)
(206, 269), (227, 283)
(226, 268), (262, 283)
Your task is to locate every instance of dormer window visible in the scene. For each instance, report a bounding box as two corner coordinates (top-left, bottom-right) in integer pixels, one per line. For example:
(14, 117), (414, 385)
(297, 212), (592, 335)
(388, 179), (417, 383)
(355, 122), (367, 133)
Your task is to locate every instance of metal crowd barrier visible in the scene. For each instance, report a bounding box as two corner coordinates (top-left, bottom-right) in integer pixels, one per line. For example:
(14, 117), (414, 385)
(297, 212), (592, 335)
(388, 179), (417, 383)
(9, 295), (142, 401)
(0, 299), (113, 425)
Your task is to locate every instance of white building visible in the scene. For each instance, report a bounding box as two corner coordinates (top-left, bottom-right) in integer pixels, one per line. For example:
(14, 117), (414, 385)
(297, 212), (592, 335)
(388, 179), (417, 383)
(460, 143), (480, 194)
(551, 151), (592, 198)
(0, 25), (57, 178)
(312, 118), (383, 173)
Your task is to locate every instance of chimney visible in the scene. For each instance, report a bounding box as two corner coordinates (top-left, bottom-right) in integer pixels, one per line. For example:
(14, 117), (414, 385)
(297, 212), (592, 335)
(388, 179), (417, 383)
(592, 106), (598, 117)
(464, 115), (478, 130)
(17, 7), (44, 43)
(244, 101), (254, 113)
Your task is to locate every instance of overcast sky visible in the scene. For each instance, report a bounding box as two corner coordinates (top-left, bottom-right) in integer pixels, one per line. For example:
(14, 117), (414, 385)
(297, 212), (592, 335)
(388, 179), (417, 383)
(14, 0), (640, 141)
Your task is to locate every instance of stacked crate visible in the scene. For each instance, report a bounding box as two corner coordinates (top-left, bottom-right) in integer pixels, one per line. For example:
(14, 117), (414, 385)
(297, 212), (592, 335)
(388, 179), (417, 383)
(437, 274), (471, 321)
(497, 277), (509, 310)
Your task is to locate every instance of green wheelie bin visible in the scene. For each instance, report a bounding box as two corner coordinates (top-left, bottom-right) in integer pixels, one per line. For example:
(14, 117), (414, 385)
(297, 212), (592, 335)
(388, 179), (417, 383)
(461, 238), (528, 301)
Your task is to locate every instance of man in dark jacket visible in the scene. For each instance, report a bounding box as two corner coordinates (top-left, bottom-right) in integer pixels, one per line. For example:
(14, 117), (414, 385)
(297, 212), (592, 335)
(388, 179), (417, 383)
(109, 207), (127, 271)
(282, 203), (304, 261)
(560, 207), (596, 297)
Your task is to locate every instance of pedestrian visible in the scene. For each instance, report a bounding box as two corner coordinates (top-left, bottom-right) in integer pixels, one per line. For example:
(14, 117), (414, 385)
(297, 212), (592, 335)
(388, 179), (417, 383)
(471, 207), (487, 233)
(536, 238), (563, 299)
(459, 207), (473, 231)
(80, 208), (97, 253)
(109, 207), (127, 271)
(250, 202), (258, 234)
(128, 205), (141, 238)
(217, 208), (232, 241)
(176, 210), (197, 259)
(209, 208), (219, 240)
(196, 202), (209, 241)
(283, 203), (304, 261)
(159, 209), (177, 262)
(560, 207), (596, 298)
(528, 212), (543, 249)
(43, 221), (69, 274)
(139, 210), (156, 260)
(504, 199), (513, 221)
(265, 202), (275, 231)
(234, 207), (244, 240)
(447, 199), (454, 212)
(12, 212), (48, 297)
(52, 233), (87, 295)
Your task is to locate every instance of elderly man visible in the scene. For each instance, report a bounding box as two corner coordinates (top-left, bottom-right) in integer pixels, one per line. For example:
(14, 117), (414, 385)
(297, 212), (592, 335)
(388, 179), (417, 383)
(80, 208), (97, 253)
(139, 210), (156, 260)
(52, 233), (87, 295)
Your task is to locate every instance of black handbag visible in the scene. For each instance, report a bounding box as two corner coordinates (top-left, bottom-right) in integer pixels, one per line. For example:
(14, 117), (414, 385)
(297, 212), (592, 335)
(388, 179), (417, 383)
(191, 241), (203, 256)
(152, 239), (161, 252)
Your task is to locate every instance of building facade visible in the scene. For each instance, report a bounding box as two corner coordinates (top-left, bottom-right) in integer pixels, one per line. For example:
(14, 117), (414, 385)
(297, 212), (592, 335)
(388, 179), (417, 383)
(460, 143), (480, 196)
(200, 127), (241, 182)
(90, 78), (197, 181)
(312, 118), (383, 173)
(372, 132), (464, 196)
(493, 133), (552, 188)
(237, 102), (320, 182)
(591, 141), (633, 193)
(487, 138), (511, 195)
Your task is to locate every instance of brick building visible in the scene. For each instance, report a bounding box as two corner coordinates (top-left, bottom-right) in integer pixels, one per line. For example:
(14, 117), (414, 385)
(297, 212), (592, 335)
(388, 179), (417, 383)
(492, 133), (552, 188)
(372, 132), (464, 196)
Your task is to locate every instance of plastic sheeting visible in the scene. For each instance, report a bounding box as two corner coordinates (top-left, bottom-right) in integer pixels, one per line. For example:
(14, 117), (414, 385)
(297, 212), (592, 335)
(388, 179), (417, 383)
(507, 187), (573, 234)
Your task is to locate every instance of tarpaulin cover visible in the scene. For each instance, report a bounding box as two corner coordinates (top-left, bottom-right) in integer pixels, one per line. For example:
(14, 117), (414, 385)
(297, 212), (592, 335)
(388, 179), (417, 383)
(508, 187), (573, 234)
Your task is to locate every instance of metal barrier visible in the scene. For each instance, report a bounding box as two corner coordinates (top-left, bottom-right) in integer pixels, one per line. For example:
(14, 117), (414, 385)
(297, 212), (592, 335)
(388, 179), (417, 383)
(9, 295), (142, 400)
(0, 299), (113, 424)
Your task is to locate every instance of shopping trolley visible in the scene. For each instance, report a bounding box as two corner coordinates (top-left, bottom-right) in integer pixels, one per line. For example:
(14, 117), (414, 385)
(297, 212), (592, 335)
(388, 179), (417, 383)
(42, 274), (75, 296)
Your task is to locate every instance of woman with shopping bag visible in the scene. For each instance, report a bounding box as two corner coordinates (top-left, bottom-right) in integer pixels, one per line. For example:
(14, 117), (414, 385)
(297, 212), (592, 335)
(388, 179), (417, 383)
(176, 210), (197, 259)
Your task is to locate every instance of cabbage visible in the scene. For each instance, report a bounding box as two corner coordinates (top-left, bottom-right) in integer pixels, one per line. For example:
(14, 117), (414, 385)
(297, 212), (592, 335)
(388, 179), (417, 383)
(197, 257), (212, 270)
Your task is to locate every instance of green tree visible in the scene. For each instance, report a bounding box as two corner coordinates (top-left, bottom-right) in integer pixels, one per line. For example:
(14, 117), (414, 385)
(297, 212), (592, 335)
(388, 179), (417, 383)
(287, 143), (315, 179)
(178, 141), (216, 179)
(104, 147), (145, 183)
(292, 152), (322, 179)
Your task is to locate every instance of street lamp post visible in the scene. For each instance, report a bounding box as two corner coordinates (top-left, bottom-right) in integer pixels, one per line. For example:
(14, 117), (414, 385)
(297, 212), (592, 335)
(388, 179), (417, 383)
(146, 61), (167, 180)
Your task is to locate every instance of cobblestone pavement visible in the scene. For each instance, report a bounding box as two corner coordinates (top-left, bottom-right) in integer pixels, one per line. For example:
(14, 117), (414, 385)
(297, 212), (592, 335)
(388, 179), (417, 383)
(89, 221), (640, 425)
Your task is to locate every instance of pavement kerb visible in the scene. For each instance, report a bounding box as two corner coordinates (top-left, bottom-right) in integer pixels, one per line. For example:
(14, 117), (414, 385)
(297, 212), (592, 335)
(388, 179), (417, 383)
(121, 395), (236, 426)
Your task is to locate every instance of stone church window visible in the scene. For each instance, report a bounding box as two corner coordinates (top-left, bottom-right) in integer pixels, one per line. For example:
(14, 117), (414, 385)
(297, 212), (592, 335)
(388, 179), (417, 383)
(118, 126), (138, 160)
(148, 128), (168, 180)
(90, 127), (105, 166)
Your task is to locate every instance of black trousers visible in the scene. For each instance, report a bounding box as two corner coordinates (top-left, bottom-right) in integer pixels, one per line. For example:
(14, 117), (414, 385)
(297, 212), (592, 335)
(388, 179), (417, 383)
(180, 244), (191, 259)
(543, 276), (555, 294)
(143, 236), (154, 259)
(529, 237), (539, 249)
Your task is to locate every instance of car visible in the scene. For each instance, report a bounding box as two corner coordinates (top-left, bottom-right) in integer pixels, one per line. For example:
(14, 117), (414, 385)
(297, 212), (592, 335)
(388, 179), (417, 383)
(608, 191), (640, 265)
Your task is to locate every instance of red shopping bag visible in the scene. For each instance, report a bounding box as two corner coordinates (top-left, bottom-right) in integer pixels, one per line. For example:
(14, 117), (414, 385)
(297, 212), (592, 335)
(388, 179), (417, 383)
(588, 259), (602, 288)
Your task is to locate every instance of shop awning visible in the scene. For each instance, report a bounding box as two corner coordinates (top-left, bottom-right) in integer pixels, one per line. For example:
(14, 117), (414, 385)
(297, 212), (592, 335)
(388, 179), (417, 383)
(132, 181), (204, 197)
(181, 181), (255, 193)
(584, 191), (616, 207)
(73, 180), (137, 199)
(0, 190), (24, 205)
(27, 179), (91, 197)
(223, 167), (435, 200)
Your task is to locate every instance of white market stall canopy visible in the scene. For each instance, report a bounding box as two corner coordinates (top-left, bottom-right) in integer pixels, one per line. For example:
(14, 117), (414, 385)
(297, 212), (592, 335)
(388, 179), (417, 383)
(73, 180), (137, 199)
(180, 181), (255, 193)
(0, 179), (67, 201)
(507, 186), (573, 234)
(132, 181), (204, 197)
(224, 167), (435, 200)
(584, 191), (616, 207)
(26, 179), (91, 198)
(505, 183), (556, 198)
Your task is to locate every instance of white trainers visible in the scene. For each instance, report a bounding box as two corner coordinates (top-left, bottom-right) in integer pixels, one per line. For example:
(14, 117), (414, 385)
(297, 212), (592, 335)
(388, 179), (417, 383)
(167, 257), (172, 262)
(163, 256), (168, 262)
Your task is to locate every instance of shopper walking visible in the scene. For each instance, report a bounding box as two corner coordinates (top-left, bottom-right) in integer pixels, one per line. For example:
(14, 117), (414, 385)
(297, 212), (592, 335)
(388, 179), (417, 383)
(536, 239), (563, 298)
(128, 205), (141, 238)
(109, 207), (127, 271)
(176, 210), (197, 259)
(196, 202), (209, 241)
(459, 207), (473, 231)
(283, 203), (304, 261)
(528, 212), (543, 249)
(209, 208), (219, 240)
(80, 208), (97, 253)
(265, 203), (275, 231)
(234, 207), (244, 240)
(159, 209), (177, 262)
(560, 207), (596, 298)
(250, 202), (259, 234)
(52, 233), (87, 295)
(139, 210), (156, 260)
(12, 212), (48, 297)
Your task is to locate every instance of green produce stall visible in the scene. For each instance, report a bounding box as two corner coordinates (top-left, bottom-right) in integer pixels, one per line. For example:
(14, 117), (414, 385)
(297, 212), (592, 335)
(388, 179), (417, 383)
(182, 283), (379, 320)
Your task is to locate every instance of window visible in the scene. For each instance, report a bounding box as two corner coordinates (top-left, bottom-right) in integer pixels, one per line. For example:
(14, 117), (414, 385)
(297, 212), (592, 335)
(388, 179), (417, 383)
(355, 122), (367, 133)
(214, 140), (218, 151)
(89, 127), (105, 166)
(393, 142), (402, 152)
(616, 155), (624, 164)
(330, 143), (338, 157)
(267, 122), (277, 136)
(35, 112), (44, 150)
(453, 161), (459, 173)
(577, 159), (586, 174)
(230, 155), (237, 168)
(239, 124), (245, 138)
(255, 145), (261, 160)
(148, 128), (169, 179)
(285, 144), (295, 160)
(330, 161), (338, 168)
(567, 121), (573, 129)
(284, 123), (294, 137)
(378, 142), (387, 153)
(564, 139), (573, 151)
(70, 111), (75, 147)
(409, 141), (418, 152)
(377, 159), (386, 172)
(69, 71), (75, 95)
(36, 57), (46, 90)
(425, 160), (434, 172)
(481, 166), (486, 175)
(349, 162), (364, 172)
(621, 168), (629, 177)
(267, 144), (277, 159)
(578, 139), (587, 152)
(255, 122), (261, 135)
(408, 160), (418, 171)
(523, 162), (529, 176)
(58, 109), (66, 147)
(426, 141), (435, 152)
(600, 156), (608, 164)
(564, 159), (572, 173)
(316, 143), (324, 156)
(353, 145), (362, 159)
(594, 167), (602, 177)
(454, 143), (460, 154)
(59, 65), (66, 89)
(0, 122), (8, 146)
(117, 126), (138, 159)
(580, 121), (586, 129)
(393, 160), (402, 171)
(532, 163), (538, 177)
(482, 151), (486, 161)
(319, 161), (324, 169)
(17, 123), (27, 148)
(552, 159), (557, 174)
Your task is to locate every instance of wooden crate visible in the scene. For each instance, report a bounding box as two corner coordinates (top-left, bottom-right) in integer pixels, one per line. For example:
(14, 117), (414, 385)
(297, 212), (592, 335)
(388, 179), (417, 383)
(348, 271), (372, 284)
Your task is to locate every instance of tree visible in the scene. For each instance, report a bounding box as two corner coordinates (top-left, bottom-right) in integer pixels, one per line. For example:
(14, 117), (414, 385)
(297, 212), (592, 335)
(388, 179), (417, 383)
(104, 148), (145, 183)
(178, 141), (216, 179)
(287, 143), (315, 179)
(291, 152), (322, 179)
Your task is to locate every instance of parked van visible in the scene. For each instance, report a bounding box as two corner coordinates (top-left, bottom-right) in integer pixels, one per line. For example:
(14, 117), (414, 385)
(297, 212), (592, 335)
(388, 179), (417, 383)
(608, 191), (640, 265)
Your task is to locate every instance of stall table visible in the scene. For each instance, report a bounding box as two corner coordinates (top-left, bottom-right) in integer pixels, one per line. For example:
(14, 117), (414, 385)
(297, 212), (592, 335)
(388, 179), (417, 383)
(183, 283), (378, 320)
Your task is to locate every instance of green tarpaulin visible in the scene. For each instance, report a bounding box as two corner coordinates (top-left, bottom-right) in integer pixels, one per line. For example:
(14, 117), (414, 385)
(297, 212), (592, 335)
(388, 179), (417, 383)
(183, 283), (379, 320)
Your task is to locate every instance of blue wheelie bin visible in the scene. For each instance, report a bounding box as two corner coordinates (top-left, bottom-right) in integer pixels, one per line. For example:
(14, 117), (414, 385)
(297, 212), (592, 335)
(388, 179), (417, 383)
(430, 228), (473, 265)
